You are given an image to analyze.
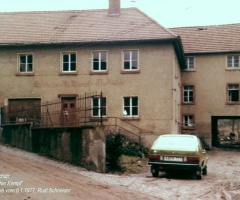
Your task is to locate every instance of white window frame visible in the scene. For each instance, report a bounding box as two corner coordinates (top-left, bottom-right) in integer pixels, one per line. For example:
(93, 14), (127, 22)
(183, 85), (194, 103)
(18, 54), (33, 73)
(92, 97), (106, 117)
(92, 51), (107, 71)
(123, 50), (139, 71)
(227, 55), (239, 68)
(228, 84), (239, 102)
(61, 52), (77, 72)
(183, 115), (193, 127)
(186, 57), (195, 69)
(123, 96), (138, 117)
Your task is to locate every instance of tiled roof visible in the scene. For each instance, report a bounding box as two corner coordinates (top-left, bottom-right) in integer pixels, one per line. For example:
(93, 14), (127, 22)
(0, 8), (177, 45)
(170, 24), (240, 53)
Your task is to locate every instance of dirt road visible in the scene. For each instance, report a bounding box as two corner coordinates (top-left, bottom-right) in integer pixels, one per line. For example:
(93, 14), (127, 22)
(0, 145), (240, 200)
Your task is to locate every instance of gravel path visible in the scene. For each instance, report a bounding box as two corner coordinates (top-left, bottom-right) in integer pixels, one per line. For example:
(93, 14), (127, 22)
(1, 145), (240, 200)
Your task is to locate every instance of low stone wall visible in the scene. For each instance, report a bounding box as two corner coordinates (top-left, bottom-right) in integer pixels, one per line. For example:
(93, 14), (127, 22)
(0, 124), (106, 173)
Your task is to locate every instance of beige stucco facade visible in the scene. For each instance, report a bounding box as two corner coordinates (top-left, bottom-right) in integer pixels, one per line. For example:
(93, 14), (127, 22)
(0, 41), (182, 147)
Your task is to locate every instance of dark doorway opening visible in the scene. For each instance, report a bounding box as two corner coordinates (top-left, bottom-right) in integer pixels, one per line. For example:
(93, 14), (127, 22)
(212, 116), (240, 147)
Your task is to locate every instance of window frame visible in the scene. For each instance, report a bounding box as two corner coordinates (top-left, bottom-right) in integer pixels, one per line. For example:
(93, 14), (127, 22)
(92, 97), (107, 117)
(121, 50), (140, 74)
(182, 85), (195, 104)
(17, 53), (34, 75)
(123, 96), (139, 117)
(91, 51), (108, 72)
(227, 83), (240, 104)
(227, 55), (239, 69)
(182, 115), (194, 127)
(185, 56), (195, 70)
(61, 52), (77, 73)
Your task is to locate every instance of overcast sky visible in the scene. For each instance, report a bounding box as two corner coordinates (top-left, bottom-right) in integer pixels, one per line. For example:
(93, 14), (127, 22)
(0, 0), (239, 28)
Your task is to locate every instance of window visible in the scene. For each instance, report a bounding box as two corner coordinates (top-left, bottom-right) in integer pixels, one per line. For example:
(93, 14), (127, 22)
(183, 85), (194, 103)
(228, 84), (239, 102)
(183, 115), (193, 127)
(123, 97), (138, 117)
(62, 53), (76, 72)
(123, 50), (138, 70)
(92, 51), (107, 71)
(92, 97), (106, 117)
(186, 57), (194, 69)
(227, 55), (239, 68)
(19, 54), (33, 73)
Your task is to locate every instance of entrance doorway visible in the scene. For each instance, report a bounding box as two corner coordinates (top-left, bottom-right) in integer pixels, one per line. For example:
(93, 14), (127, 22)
(211, 116), (240, 147)
(61, 97), (77, 126)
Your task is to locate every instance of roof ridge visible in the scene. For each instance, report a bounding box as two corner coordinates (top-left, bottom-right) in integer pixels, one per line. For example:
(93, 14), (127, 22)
(134, 8), (178, 38)
(170, 23), (240, 29)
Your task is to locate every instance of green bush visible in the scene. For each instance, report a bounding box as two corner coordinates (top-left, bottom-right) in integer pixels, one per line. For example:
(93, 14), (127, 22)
(106, 132), (142, 172)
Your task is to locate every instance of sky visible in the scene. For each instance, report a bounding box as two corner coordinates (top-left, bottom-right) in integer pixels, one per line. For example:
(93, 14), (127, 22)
(0, 0), (239, 28)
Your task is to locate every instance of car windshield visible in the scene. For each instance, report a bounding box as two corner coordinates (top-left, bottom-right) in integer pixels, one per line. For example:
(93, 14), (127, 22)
(157, 136), (196, 147)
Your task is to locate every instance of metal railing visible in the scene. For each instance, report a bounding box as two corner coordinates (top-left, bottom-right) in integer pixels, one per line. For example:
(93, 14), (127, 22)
(1, 92), (104, 127)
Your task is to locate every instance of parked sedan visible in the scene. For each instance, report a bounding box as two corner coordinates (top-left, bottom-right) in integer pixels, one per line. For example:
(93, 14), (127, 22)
(148, 134), (208, 179)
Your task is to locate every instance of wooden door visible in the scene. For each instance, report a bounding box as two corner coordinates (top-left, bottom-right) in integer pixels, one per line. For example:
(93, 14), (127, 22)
(61, 97), (76, 126)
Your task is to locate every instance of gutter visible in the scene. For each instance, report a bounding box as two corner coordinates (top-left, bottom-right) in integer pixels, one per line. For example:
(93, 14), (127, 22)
(172, 36), (186, 70)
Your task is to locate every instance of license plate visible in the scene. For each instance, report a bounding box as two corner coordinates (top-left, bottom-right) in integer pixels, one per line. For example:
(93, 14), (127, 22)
(164, 156), (183, 162)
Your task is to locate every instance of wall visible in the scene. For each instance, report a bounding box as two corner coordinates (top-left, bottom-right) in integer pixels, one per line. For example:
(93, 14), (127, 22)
(0, 41), (181, 148)
(0, 124), (106, 173)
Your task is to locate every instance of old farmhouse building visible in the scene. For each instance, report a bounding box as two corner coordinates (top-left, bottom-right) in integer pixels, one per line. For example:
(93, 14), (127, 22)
(1, 0), (240, 149)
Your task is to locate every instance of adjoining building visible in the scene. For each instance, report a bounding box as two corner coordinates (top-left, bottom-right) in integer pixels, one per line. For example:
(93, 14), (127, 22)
(171, 24), (240, 147)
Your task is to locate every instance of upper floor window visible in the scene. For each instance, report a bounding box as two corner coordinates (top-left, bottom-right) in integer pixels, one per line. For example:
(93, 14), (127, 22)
(19, 54), (33, 73)
(62, 53), (76, 72)
(227, 55), (239, 68)
(186, 57), (194, 69)
(123, 50), (138, 70)
(228, 84), (239, 102)
(123, 97), (138, 117)
(183, 85), (194, 103)
(92, 51), (107, 71)
(92, 97), (106, 117)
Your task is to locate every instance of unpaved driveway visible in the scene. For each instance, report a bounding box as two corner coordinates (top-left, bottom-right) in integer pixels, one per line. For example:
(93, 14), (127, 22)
(0, 145), (240, 200)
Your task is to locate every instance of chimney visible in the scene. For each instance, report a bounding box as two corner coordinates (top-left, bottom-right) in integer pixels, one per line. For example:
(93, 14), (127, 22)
(108, 0), (121, 16)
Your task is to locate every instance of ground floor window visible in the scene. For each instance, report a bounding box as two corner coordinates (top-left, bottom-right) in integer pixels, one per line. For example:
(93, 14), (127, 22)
(183, 115), (193, 127)
(92, 97), (106, 117)
(123, 97), (138, 117)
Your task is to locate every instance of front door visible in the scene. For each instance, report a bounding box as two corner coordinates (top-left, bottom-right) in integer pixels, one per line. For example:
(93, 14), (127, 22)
(61, 97), (76, 126)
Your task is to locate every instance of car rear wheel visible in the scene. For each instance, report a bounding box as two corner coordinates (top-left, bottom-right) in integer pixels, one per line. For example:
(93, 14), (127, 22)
(196, 167), (202, 180)
(151, 167), (159, 177)
(152, 171), (159, 177)
(202, 166), (207, 175)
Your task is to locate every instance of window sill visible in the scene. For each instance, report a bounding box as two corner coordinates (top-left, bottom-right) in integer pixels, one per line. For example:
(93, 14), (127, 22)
(16, 73), (34, 76)
(89, 71), (108, 75)
(89, 117), (108, 122)
(226, 68), (240, 71)
(181, 126), (196, 130)
(121, 117), (140, 121)
(182, 102), (195, 105)
(226, 102), (240, 105)
(59, 72), (78, 75)
(120, 70), (140, 74)
(181, 69), (196, 72)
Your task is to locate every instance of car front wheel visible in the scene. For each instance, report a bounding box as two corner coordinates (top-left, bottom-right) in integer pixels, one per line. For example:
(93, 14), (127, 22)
(202, 166), (207, 175)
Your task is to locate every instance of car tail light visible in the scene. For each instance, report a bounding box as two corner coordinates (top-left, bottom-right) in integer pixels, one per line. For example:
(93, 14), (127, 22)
(186, 157), (200, 162)
(148, 155), (160, 160)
